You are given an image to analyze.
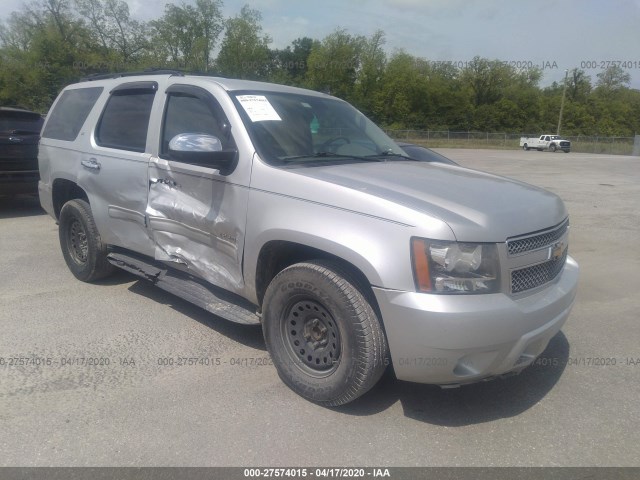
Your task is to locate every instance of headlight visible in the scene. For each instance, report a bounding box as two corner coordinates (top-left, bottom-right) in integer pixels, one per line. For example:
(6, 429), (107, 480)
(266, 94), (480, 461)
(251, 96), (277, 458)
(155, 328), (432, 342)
(411, 238), (500, 294)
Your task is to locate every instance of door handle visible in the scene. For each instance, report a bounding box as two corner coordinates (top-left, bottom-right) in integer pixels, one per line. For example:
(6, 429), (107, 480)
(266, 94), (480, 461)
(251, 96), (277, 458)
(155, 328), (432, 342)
(149, 178), (178, 187)
(81, 158), (101, 171)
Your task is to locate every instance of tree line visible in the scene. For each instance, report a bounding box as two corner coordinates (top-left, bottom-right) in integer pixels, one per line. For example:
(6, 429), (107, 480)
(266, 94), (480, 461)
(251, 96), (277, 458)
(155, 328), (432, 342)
(1, 0), (639, 137)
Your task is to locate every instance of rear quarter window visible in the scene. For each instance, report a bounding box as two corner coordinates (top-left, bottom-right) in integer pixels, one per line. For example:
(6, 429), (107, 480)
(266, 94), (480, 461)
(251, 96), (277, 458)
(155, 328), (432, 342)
(42, 87), (103, 141)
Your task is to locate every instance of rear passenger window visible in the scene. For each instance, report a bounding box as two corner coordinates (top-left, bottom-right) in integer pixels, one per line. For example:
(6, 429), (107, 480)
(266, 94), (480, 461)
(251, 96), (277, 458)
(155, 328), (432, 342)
(42, 87), (103, 141)
(96, 89), (155, 152)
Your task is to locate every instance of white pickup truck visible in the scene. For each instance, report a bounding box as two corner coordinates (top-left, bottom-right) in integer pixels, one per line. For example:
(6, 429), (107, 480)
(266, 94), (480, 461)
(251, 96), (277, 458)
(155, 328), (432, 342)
(520, 134), (571, 153)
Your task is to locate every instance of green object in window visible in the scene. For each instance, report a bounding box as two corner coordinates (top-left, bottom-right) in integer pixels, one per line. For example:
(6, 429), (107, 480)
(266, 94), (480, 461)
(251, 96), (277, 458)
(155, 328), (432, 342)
(310, 116), (319, 134)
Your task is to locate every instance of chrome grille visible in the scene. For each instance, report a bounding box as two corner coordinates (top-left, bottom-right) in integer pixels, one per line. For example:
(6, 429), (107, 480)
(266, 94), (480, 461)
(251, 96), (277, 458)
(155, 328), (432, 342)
(511, 250), (568, 293)
(507, 220), (569, 256)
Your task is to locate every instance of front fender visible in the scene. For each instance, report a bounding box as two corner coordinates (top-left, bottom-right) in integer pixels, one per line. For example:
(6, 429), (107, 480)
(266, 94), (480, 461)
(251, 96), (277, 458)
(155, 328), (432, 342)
(242, 189), (419, 304)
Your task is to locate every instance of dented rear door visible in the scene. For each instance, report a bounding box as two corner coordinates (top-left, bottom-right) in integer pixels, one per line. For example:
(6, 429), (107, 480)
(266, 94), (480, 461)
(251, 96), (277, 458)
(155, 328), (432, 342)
(146, 84), (249, 294)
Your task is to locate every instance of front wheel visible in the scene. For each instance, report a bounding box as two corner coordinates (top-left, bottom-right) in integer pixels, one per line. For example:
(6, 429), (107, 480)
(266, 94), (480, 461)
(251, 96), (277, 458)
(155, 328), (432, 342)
(262, 261), (389, 406)
(59, 199), (114, 282)
(549, 144), (557, 152)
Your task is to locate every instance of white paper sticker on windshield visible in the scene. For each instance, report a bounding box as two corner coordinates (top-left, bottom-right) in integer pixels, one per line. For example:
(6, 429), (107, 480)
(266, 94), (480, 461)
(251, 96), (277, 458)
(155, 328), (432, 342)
(237, 95), (282, 122)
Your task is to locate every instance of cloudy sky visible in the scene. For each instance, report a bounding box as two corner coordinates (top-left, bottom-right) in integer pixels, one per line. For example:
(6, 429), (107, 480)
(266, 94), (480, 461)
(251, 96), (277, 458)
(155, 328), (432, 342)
(3, 0), (639, 88)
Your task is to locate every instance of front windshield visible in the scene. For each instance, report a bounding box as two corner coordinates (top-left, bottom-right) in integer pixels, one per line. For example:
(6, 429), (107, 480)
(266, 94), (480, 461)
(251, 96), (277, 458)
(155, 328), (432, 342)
(231, 91), (405, 165)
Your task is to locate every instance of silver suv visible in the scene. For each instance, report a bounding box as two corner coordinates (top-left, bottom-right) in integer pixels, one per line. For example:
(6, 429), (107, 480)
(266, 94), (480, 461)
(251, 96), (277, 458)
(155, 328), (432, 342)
(39, 72), (579, 406)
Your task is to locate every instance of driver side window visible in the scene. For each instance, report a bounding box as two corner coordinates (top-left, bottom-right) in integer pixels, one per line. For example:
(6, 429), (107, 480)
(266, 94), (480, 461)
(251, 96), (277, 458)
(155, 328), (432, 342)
(161, 93), (235, 159)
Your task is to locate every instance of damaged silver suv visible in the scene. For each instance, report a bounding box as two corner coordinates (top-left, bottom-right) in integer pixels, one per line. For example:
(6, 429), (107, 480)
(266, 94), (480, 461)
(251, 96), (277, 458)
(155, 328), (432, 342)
(39, 72), (579, 406)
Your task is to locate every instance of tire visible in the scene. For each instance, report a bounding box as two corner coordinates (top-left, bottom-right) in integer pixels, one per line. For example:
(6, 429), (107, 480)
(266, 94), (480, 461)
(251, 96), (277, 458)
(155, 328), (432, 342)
(262, 260), (389, 406)
(523, 144), (529, 151)
(59, 199), (114, 282)
(549, 144), (557, 152)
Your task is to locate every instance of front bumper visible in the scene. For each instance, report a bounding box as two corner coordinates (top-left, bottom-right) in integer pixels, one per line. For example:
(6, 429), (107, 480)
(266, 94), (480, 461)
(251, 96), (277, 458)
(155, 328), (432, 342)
(373, 255), (579, 385)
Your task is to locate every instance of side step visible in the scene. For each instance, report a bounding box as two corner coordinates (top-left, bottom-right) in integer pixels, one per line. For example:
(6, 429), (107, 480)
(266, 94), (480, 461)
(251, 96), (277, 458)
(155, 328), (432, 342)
(107, 252), (261, 325)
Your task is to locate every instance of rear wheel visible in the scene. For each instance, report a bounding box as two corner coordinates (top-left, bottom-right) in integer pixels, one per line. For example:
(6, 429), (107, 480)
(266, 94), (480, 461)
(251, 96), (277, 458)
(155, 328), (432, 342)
(59, 199), (114, 282)
(262, 260), (388, 406)
(523, 144), (529, 151)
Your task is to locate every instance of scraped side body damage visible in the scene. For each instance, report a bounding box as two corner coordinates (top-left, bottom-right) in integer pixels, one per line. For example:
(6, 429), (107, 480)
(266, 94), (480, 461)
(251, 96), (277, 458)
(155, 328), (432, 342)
(146, 157), (249, 294)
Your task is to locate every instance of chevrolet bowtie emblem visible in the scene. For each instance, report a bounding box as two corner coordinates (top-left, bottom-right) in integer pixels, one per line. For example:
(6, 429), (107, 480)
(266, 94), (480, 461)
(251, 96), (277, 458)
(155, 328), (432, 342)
(551, 241), (567, 261)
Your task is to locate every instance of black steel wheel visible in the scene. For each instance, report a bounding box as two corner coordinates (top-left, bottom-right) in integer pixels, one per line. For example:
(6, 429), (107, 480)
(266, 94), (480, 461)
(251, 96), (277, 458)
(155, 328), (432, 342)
(263, 260), (389, 406)
(67, 218), (88, 264)
(282, 298), (342, 376)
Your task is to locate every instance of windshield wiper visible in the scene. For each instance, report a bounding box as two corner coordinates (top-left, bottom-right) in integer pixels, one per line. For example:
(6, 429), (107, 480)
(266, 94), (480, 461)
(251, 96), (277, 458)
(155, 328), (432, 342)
(281, 152), (385, 163)
(363, 151), (420, 161)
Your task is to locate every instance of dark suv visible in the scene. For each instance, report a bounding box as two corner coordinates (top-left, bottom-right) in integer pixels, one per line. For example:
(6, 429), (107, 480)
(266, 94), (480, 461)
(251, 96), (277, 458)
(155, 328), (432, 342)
(0, 106), (44, 196)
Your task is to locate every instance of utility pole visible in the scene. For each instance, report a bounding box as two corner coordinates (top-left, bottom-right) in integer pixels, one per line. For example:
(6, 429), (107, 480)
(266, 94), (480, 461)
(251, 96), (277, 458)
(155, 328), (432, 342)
(557, 69), (569, 135)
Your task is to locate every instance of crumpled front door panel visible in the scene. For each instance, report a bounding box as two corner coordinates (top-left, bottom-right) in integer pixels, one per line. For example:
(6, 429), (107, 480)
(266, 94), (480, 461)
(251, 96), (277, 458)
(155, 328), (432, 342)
(146, 158), (247, 293)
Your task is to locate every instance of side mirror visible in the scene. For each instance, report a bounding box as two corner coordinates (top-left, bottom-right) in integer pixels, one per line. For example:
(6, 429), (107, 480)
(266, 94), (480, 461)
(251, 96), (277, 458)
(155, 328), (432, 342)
(168, 133), (237, 172)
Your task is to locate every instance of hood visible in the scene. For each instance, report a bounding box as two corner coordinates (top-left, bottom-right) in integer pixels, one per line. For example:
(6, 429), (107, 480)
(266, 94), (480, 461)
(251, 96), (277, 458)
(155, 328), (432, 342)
(287, 161), (567, 242)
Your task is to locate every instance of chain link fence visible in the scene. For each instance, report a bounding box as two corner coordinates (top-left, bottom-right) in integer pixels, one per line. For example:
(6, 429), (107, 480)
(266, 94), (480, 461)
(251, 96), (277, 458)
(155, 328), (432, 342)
(385, 130), (639, 156)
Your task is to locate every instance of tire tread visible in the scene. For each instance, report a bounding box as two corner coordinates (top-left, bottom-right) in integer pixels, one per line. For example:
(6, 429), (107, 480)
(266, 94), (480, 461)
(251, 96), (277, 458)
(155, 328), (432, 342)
(263, 260), (388, 406)
(59, 199), (114, 282)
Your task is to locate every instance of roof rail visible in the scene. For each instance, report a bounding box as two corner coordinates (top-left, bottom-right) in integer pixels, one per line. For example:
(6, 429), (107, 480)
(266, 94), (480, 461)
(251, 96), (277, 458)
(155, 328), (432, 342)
(80, 68), (185, 82)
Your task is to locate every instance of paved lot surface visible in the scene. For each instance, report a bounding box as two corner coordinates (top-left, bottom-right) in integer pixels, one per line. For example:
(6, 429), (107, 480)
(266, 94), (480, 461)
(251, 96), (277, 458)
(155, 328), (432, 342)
(1, 149), (639, 466)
